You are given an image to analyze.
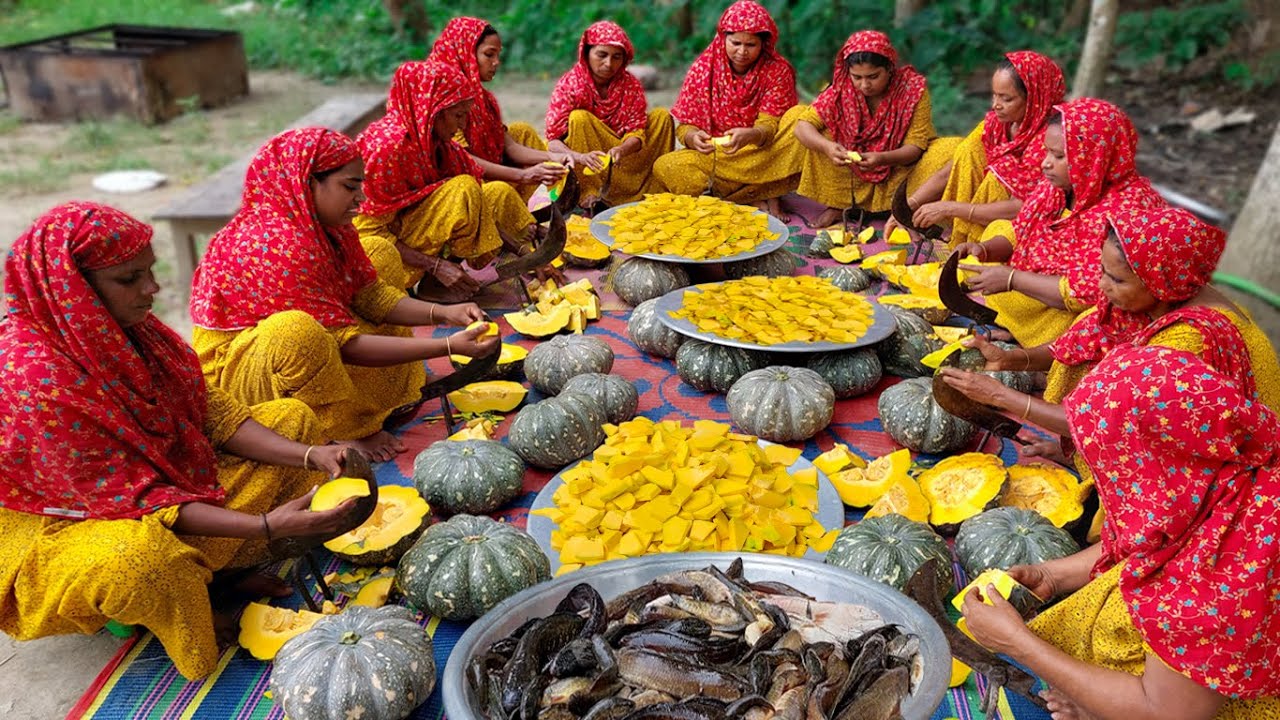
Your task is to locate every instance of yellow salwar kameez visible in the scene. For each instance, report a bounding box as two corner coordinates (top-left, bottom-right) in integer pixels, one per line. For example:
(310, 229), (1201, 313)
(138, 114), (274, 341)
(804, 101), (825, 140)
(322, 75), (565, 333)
(940, 120), (1014, 247)
(456, 121), (549, 203)
(651, 110), (801, 204)
(561, 108), (675, 205)
(0, 392), (326, 680)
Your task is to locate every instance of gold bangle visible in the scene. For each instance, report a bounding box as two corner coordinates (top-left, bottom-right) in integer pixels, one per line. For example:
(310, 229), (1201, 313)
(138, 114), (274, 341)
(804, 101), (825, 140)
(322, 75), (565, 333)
(1006, 269), (1016, 293)
(428, 303), (436, 324)
(1021, 347), (1032, 371)
(1021, 394), (1033, 419)
(967, 204), (976, 222)
(260, 513), (272, 542)
(303, 445), (315, 470)
(446, 336), (452, 356)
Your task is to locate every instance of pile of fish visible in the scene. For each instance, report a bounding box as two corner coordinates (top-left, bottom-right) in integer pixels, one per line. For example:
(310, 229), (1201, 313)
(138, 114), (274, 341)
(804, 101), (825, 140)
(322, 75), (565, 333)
(468, 559), (921, 720)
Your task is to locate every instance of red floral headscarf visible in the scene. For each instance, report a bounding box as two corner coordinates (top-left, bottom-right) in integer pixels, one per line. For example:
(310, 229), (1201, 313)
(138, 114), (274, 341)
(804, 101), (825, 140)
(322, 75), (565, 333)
(545, 21), (648, 139)
(982, 50), (1066, 199)
(191, 127), (379, 331)
(1066, 343), (1280, 699)
(1009, 98), (1162, 307)
(358, 60), (483, 217)
(811, 30), (928, 183)
(670, 1), (797, 137)
(0, 203), (222, 520)
(1051, 205), (1224, 367)
(428, 17), (507, 164)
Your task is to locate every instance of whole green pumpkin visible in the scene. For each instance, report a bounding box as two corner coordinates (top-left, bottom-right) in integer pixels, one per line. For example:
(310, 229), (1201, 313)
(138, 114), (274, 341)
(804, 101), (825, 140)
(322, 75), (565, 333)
(877, 377), (976, 454)
(817, 265), (874, 293)
(612, 258), (690, 306)
(875, 305), (944, 378)
(954, 506), (1080, 578)
(524, 335), (614, 395)
(396, 514), (550, 621)
(676, 340), (768, 394)
(508, 392), (607, 469)
(949, 345), (1036, 394)
(807, 349), (883, 399)
(412, 439), (525, 515)
(723, 248), (798, 279)
(727, 366), (834, 442)
(826, 514), (954, 598)
(269, 605), (435, 720)
(628, 298), (687, 358)
(560, 373), (639, 424)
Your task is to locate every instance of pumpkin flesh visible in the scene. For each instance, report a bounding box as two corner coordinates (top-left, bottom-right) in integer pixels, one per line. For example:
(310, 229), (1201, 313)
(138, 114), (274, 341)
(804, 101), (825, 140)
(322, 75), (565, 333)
(238, 602), (325, 660)
(446, 380), (528, 414)
(864, 474), (931, 524)
(313, 484), (431, 565)
(829, 448), (911, 507)
(1002, 464), (1091, 529)
(916, 453), (1008, 533)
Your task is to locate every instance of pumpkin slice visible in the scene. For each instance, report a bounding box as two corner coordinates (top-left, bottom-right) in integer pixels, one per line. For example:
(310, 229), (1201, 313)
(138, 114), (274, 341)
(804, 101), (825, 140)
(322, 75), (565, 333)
(917, 452), (1008, 533)
(864, 473), (931, 524)
(350, 576), (395, 608)
(829, 448), (911, 507)
(544, 161), (568, 200)
(505, 305), (574, 337)
(829, 245), (863, 264)
(932, 326), (970, 344)
(315, 484), (431, 565)
(451, 342), (529, 371)
(1001, 464), (1090, 529)
(856, 226), (876, 244)
(563, 219), (611, 268)
(952, 568), (1044, 617)
(860, 249), (907, 271)
(920, 340), (968, 369)
(238, 602), (326, 660)
(887, 227), (913, 246)
(467, 320), (499, 337)
(583, 153), (612, 176)
(447, 380), (528, 414)
(878, 293), (950, 324)
(447, 417), (496, 441)
(813, 443), (867, 476)
(950, 658), (973, 687)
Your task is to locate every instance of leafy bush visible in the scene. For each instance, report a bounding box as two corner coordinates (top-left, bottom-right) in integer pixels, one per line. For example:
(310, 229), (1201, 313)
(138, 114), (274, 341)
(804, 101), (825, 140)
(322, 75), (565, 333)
(1113, 0), (1248, 73)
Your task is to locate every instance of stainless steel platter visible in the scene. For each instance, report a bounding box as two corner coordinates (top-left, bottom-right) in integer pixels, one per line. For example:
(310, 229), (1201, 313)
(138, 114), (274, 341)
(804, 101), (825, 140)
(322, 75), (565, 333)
(590, 202), (790, 264)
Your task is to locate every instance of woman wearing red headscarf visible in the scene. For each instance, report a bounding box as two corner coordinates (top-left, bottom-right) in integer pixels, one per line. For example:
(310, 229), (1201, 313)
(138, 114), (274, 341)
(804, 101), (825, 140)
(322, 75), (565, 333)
(953, 98), (1166, 347)
(886, 51), (1066, 247)
(428, 17), (569, 202)
(791, 29), (958, 228)
(192, 127), (496, 462)
(651, 1), (798, 212)
(962, 343), (1280, 720)
(0, 202), (362, 679)
(355, 60), (539, 299)
(545, 20), (675, 207)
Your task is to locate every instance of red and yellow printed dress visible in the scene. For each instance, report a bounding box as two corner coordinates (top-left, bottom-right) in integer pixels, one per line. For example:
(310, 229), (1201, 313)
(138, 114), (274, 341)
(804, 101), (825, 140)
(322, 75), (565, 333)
(652, 0), (799, 203)
(355, 60), (534, 290)
(545, 21), (675, 205)
(428, 16), (547, 202)
(983, 98), (1165, 346)
(0, 203), (323, 680)
(793, 30), (955, 212)
(942, 50), (1065, 247)
(1034, 344), (1280, 718)
(191, 128), (421, 441)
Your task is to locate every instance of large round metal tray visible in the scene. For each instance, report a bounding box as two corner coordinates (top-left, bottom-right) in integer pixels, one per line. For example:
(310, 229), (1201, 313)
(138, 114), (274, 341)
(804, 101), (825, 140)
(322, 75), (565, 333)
(442, 552), (950, 720)
(527, 439), (843, 575)
(653, 282), (899, 353)
(590, 201), (790, 264)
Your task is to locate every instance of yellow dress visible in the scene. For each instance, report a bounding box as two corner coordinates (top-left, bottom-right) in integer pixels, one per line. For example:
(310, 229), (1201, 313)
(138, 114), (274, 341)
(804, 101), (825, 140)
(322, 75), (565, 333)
(457, 121), (549, 202)
(793, 90), (960, 212)
(0, 391), (326, 680)
(942, 119), (1013, 247)
(650, 109), (802, 204)
(354, 173), (535, 291)
(193, 281), (423, 442)
(561, 108), (675, 205)
(1030, 562), (1280, 719)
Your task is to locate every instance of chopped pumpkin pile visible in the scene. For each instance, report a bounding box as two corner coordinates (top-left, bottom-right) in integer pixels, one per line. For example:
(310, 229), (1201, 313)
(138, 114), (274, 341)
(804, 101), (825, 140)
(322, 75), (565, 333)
(447, 417), (498, 441)
(670, 276), (876, 346)
(532, 418), (839, 573)
(604, 193), (778, 259)
(504, 278), (602, 337)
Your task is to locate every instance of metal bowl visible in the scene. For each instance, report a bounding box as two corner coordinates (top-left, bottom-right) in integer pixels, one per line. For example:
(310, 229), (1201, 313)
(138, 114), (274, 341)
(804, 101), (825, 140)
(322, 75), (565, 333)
(442, 552), (950, 720)
(590, 202), (790, 265)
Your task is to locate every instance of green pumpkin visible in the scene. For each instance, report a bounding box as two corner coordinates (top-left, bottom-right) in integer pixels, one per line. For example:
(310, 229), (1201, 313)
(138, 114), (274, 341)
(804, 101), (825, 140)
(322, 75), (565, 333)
(560, 373), (639, 424)
(412, 439), (525, 516)
(875, 305), (945, 378)
(397, 514), (549, 621)
(817, 265), (873, 293)
(826, 514), (954, 598)
(948, 345), (1035, 394)
(676, 340), (768, 394)
(508, 392), (607, 469)
(727, 366), (834, 442)
(877, 377), (976, 454)
(807, 349), (883, 399)
(524, 335), (614, 395)
(723, 248), (798, 279)
(955, 507), (1080, 578)
(628, 298), (687, 358)
(612, 258), (690, 306)
(270, 605), (435, 720)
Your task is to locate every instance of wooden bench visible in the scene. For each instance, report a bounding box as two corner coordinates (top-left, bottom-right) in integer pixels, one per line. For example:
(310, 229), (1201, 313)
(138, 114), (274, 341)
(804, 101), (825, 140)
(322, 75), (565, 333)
(155, 93), (386, 298)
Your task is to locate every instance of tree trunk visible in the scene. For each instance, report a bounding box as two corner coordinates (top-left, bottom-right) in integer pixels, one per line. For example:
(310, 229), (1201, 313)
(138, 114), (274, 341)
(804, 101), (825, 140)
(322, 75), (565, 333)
(894, 0), (927, 27)
(1220, 121), (1280, 347)
(382, 0), (431, 44)
(1059, 0), (1090, 35)
(1070, 0), (1119, 98)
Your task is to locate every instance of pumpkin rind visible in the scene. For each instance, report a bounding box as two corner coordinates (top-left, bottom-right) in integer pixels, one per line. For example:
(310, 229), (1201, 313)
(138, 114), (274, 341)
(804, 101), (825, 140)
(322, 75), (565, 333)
(396, 514), (550, 621)
(877, 293), (950, 324)
(916, 452), (1008, 533)
(628, 298), (687, 358)
(830, 448), (912, 507)
(612, 257), (691, 306)
(269, 605), (435, 720)
(877, 377), (977, 455)
(1001, 463), (1091, 529)
(726, 366), (835, 442)
(315, 484), (431, 565)
(723, 248), (797, 279)
(807, 349), (883, 399)
(816, 265), (873, 293)
(412, 439), (525, 515)
(507, 392), (608, 469)
(450, 343), (528, 380)
(955, 506), (1080, 577)
(560, 373), (639, 424)
(238, 603), (325, 660)
(446, 380), (528, 414)
(875, 305), (945, 378)
(676, 340), (768, 394)
(524, 335), (614, 395)
(825, 514), (953, 597)
(948, 345), (1036, 394)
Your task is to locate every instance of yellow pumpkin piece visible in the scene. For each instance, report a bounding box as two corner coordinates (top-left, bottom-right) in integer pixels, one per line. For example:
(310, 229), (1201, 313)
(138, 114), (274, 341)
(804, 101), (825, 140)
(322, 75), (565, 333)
(829, 245), (863, 264)
(447, 380), (528, 414)
(448, 418), (496, 441)
(319, 485), (430, 562)
(826, 228), (846, 246)
(856, 226), (876, 244)
(829, 448), (911, 507)
(860, 249), (908, 270)
(1087, 506), (1105, 544)
(238, 602), (326, 660)
(917, 453), (1008, 531)
(466, 320), (499, 337)
(920, 340), (968, 369)
(712, 134), (733, 146)
(505, 304), (574, 337)
(582, 153), (612, 176)
(1001, 464), (1092, 529)
(887, 227), (913, 245)
(451, 342), (528, 368)
(949, 658), (973, 687)
(846, 151), (863, 162)
(350, 576), (395, 608)
(563, 227), (611, 264)
(864, 473), (931, 524)
(544, 161), (568, 199)
(310, 477), (370, 510)
(953, 568), (1045, 616)
(932, 326), (970, 344)
(813, 443), (867, 476)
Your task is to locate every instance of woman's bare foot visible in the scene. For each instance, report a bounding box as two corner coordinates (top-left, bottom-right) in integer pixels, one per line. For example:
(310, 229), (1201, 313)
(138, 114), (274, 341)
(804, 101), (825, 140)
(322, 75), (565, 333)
(579, 193), (600, 210)
(808, 206), (844, 229)
(1019, 437), (1070, 465)
(343, 431), (406, 462)
(213, 610), (238, 648)
(768, 196), (791, 223)
(1042, 688), (1098, 720)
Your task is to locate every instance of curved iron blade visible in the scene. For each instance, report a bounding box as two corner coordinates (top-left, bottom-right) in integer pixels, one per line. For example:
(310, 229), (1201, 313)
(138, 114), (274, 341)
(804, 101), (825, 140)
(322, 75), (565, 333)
(931, 372), (1025, 439)
(493, 201), (568, 283)
(531, 170), (580, 224)
(939, 252), (999, 326)
(891, 182), (945, 240)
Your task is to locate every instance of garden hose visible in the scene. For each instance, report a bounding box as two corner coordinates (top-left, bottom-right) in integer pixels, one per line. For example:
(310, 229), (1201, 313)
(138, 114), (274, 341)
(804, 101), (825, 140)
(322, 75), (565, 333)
(1214, 272), (1280, 310)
